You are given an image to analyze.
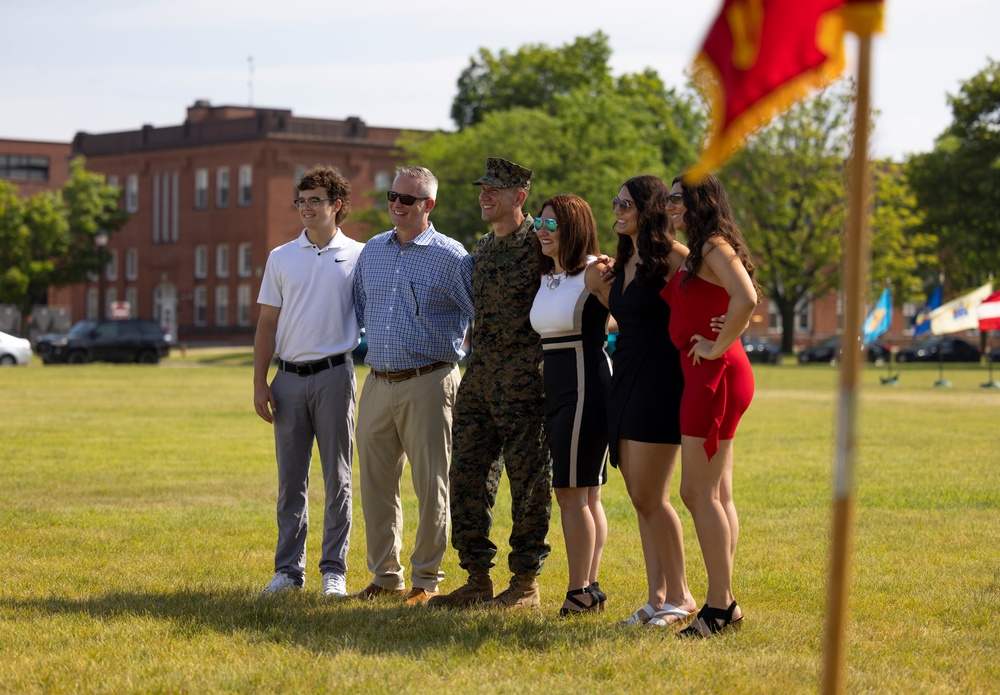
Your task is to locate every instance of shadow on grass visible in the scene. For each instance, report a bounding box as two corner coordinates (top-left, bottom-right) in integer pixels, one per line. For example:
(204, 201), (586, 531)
(7, 589), (626, 656)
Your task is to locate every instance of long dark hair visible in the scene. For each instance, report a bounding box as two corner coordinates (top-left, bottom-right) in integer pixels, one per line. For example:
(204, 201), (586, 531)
(673, 174), (762, 302)
(534, 194), (600, 276)
(614, 175), (675, 284)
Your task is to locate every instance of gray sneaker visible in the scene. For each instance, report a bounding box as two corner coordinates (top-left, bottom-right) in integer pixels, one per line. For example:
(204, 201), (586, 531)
(322, 572), (347, 597)
(261, 572), (302, 595)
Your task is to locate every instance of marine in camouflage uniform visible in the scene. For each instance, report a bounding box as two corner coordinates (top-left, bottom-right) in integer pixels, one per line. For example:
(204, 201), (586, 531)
(429, 158), (552, 610)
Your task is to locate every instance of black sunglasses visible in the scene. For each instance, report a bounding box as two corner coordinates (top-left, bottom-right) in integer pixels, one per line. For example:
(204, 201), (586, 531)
(387, 190), (430, 206)
(612, 197), (635, 211)
(667, 193), (684, 204)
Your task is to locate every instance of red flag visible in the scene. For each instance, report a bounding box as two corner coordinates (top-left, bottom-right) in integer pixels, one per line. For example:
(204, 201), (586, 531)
(689, 0), (886, 179)
(979, 290), (1000, 332)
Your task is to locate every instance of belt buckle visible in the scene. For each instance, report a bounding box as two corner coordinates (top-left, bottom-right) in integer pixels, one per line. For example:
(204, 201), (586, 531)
(295, 362), (311, 376)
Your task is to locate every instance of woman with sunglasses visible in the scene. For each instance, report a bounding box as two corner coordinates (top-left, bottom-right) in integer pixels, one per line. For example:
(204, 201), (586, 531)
(660, 174), (760, 637)
(608, 175), (698, 628)
(528, 194), (613, 617)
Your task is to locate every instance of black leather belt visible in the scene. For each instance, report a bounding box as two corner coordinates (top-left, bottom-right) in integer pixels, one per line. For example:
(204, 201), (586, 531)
(371, 361), (454, 383)
(278, 352), (349, 376)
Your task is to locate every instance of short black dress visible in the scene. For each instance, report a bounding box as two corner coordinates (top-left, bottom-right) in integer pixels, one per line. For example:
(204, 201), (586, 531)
(607, 270), (683, 467)
(529, 259), (611, 488)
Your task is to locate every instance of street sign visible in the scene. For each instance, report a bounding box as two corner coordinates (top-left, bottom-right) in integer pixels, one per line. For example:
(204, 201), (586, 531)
(111, 301), (131, 320)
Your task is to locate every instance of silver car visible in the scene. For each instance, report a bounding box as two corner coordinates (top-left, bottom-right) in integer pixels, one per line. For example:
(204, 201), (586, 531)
(0, 330), (33, 365)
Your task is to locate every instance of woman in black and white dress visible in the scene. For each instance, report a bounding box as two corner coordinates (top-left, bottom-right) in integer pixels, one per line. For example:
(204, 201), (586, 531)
(529, 194), (613, 616)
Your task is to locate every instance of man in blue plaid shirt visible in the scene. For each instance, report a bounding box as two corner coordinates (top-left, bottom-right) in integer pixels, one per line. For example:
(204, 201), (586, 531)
(350, 165), (475, 605)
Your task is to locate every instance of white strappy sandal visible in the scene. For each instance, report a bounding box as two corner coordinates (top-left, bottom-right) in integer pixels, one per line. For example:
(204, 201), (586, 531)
(647, 604), (693, 627)
(620, 602), (656, 626)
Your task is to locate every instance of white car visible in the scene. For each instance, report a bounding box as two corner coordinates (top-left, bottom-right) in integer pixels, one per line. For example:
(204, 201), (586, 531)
(0, 330), (33, 365)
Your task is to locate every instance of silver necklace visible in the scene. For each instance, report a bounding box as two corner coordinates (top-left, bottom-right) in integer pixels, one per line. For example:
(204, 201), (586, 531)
(546, 270), (567, 290)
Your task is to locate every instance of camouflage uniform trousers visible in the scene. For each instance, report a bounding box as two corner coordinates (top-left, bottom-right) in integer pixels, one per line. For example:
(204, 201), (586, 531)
(448, 367), (552, 577)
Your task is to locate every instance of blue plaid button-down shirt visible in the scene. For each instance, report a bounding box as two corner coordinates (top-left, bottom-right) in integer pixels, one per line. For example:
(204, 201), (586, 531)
(353, 224), (475, 372)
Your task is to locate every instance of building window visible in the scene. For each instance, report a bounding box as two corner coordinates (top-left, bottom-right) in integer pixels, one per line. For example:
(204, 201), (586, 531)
(107, 175), (119, 189)
(374, 171), (392, 210)
(0, 154), (49, 181)
(237, 285), (252, 327)
(768, 299), (813, 333)
(125, 249), (138, 281)
(238, 165), (252, 206)
(152, 172), (161, 243)
(194, 169), (208, 210)
(215, 286), (230, 326)
(194, 286), (207, 326)
(216, 245), (230, 278)
(238, 243), (252, 278)
(106, 288), (118, 318)
(86, 288), (98, 319)
(194, 245), (208, 279)
(106, 249), (119, 281)
(125, 287), (138, 318)
(216, 167), (230, 208)
(125, 174), (139, 213)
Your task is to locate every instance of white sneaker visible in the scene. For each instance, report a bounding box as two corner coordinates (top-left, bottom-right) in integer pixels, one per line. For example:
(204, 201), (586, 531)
(261, 572), (302, 594)
(322, 572), (347, 597)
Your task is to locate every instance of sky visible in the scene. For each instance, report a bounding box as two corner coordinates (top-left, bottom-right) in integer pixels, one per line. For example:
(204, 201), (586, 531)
(1, 0), (996, 161)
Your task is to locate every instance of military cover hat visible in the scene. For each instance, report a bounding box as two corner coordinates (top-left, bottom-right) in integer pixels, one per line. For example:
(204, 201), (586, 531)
(472, 157), (532, 190)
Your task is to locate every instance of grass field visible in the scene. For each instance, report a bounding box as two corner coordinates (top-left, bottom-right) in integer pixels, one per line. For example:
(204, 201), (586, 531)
(1, 350), (998, 693)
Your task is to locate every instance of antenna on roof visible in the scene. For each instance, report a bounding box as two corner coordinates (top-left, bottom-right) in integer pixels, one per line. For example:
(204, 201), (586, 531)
(248, 56), (254, 106)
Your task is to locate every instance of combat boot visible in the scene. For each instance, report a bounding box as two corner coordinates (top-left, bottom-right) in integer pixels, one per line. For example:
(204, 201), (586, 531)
(427, 569), (493, 608)
(484, 573), (540, 609)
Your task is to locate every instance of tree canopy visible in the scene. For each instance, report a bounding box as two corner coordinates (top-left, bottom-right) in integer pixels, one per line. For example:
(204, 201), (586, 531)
(0, 157), (127, 334)
(907, 58), (1000, 289)
(406, 32), (703, 252)
(723, 87), (852, 351)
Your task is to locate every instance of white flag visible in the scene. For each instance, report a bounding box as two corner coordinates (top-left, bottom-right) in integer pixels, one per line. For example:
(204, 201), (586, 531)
(929, 282), (993, 335)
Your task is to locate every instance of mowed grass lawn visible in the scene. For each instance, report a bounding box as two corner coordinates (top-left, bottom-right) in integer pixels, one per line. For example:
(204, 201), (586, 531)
(1, 350), (998, 693)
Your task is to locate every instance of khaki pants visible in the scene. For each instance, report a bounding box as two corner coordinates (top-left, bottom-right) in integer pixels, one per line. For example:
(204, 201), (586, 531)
(356, 364), (460, 591)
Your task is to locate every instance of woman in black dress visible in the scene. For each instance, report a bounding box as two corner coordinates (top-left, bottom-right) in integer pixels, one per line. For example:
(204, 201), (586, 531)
(607, 175), (697, 627)
(529, 194), (613, 616)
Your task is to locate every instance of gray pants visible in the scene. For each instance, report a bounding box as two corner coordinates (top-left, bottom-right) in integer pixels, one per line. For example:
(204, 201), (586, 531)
(271, 362), (356, 580)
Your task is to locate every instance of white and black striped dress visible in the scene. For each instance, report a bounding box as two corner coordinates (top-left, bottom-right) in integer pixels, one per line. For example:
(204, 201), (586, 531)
(529, 257), (611, 488)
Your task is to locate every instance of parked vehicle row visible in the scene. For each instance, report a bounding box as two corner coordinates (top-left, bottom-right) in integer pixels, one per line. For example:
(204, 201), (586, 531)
(796, 337), (890, 365)
(0, 330), (33, 365)
(36, 319), (170, 364)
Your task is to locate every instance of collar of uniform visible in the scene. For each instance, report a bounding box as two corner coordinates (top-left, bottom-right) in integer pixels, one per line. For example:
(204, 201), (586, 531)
(390, 223), (437, 247)
(495, 216), (533, 248)
(297, 227), (347, 251)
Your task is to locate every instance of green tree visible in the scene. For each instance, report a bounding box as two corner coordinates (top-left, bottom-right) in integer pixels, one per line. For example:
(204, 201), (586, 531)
(404, 89), (682, 254)
(451, 32), (614, 130)
(907, 59), (1000, 288)
(406, 34), (704, 252)
(0, 157), (127, 335)
(869, 162), (938, 303)
(723, 86), (852, 352)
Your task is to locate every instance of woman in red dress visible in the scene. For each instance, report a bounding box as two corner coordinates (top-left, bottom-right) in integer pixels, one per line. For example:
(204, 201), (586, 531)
(659, 173), (762, 637)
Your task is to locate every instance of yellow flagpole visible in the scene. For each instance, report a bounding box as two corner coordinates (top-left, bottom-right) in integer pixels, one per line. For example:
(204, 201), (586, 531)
(822, 31), (874, 695)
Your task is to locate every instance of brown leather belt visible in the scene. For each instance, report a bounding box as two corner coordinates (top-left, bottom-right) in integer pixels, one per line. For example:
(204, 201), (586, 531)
(370, 361), (454, 383)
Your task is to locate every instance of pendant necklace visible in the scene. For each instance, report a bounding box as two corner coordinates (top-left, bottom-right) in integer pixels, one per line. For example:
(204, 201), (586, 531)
(547, 270), (567, 290)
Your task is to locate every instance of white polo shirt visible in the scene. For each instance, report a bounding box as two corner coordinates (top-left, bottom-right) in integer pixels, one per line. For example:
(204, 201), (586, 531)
(258, 229), (365, 362)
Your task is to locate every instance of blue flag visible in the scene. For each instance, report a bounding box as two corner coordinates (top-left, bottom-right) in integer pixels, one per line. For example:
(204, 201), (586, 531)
(912, 285), (943, 336)
(863, 286), (891, 343)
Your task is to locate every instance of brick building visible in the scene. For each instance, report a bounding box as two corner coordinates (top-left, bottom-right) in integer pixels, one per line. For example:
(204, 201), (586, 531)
(49, 101), (407, 343)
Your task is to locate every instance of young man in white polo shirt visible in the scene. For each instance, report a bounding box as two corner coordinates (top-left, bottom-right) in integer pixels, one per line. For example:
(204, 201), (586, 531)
(253, 164), (364, 597)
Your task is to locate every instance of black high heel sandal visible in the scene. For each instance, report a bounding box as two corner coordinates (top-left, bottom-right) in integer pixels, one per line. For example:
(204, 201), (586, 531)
(558, 586), (601, 617)
(676, 601), (743, 638)
(588, 582), (607, 609)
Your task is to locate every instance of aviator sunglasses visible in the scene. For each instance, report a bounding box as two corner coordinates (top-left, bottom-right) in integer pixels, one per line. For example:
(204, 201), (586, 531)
(533, 217), (558, 232)
(387, 190), (430, 206)
(612, 196), (635, 211)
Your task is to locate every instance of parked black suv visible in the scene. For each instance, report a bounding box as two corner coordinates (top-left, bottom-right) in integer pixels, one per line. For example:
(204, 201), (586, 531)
(37, 319), (170, 364)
